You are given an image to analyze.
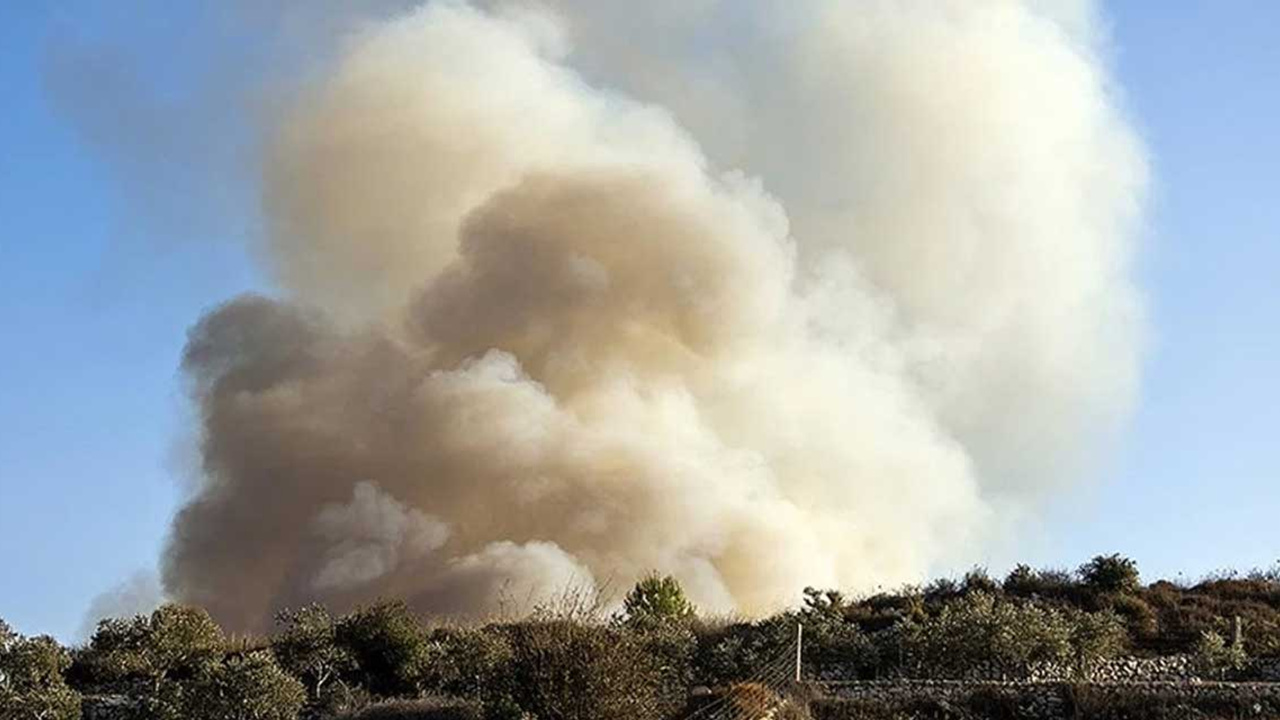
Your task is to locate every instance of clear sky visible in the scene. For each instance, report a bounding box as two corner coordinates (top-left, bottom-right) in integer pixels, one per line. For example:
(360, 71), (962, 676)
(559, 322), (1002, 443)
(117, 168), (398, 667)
(1, 2), (1277, 640)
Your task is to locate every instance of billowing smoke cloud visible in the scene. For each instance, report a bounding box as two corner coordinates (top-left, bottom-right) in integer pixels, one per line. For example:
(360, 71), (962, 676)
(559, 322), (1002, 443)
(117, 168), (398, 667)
(79, 571), (165, 640)
(163, 0), (1146, 632)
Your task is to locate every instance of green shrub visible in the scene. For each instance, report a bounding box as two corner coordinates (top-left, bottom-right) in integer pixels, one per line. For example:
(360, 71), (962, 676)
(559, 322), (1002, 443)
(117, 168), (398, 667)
(620, 575), (695, 630)
(902, 592), (1074, 679)
(1193, 629), (1247, 679)
(629, 622), (696, 710)
(273, 604), (355, 704)
(1079, 554), (1141, 595)
(1002, 564), (1040, 596)
(960, 568), (1000, 596)
(182, 650), (306, 720)
(1108, 593), (1159, 642)
(799, 589), (878, 680)
(418, 627), (514, 706)
(0, 627), (80, 720)
(692, 615), (794, 686)
(336, 601), (430, 698)
(499, 620), (670, 720)
(1066, 608), (1128, 677)
(70, 604), (224, 695)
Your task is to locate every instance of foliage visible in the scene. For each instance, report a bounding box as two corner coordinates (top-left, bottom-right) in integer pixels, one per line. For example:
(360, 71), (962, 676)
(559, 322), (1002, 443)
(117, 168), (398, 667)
(627, 622), (696, 712)
(1065, 608), (1128, 677)
(1079, 554), (1142, 595)
(1193, 629), (1248, 679)
(901, 592), (1074, 679)
(799, 589), (878, 680)
(0, 629), (80, 720)
(335, 602), (430, 698)
(620, 574), (696, 629)
(499, 620), (670, 720)
(17, 556), (1280, 720)
(70, 604), (223, 695)
(960, 568), (1000, 596)
(183, 650), (306, 720)
(1001, 564), (1039, 595)
(692, 615), (795, 687)
(417, 627), (514, 707)
(273, 604), (355, 705)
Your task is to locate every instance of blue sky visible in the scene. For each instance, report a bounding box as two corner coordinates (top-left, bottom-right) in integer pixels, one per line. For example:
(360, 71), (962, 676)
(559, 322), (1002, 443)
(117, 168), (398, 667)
(1, 2), (1278, 640)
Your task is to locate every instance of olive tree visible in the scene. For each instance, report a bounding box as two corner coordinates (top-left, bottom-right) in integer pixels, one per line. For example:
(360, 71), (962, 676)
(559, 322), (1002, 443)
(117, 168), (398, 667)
(903, 593), (1072, 679)
(183, 651), (305, 720)
(0, 625), (80, 720)
(335, 601), (429, 698)
(77, 604), (224, 694)
(272, 605), (354, 700)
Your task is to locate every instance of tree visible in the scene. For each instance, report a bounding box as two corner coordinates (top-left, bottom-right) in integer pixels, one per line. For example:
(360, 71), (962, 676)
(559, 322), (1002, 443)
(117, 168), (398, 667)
(1194, 630), (1248, 680)
(621, 575), (695, 629)
(799, 589), (877, 680)
(1066, 608), (1128, 678)
(902, 593), (1072, 679)
(272, 605), (354, 701)
(961, 568), (1000, 596)
(143, 605), (225, 690)
(183, 651), (305, 720)
(1003, 565), (1040, 595)
(0, 628), (81, 720)
(335, 601), (429, 698)
(502, 621), (668, 720)
(69, 603), (226, 720)
(1079, 554), (1141, 595)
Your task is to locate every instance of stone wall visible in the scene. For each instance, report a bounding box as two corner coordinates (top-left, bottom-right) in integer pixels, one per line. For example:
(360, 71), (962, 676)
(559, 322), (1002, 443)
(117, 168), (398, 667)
(1031, 655), (1198, 683)
(1247, 657), (1280, 681)
(879, 654), (1199, 684)
(810, 680), (1280, 720)
(81, 695), (133, 720)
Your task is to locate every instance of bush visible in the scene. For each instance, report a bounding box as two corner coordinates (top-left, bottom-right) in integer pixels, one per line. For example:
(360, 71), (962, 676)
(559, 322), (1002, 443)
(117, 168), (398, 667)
(620, 575), (695, 630)
(273, 604), (355, 705)
(629, 622), (696, 710)
(70, 604), (224, 696)
(500, 620), (671, 720)
(902, 592), (1073, 679)
(692, 615), (794, 687)
(0, 627), (80, 720)
(799, 589), (878, 680)
(1002, 564), (1040, 596)
(1108, 593), (1158, 642)
(336, 601), (430, 698)
(417, 626), (514, 706)
(183, 650), (306, 720)
(1193, 629), (1247, 679)
(1080, 554), (1141, 595)
(960, 568), (1000, 596)
(1066, 608), (1128, 677)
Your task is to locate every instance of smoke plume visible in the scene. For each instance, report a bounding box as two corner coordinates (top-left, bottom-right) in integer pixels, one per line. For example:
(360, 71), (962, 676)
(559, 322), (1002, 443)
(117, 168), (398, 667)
(163, 0), (1146, 632)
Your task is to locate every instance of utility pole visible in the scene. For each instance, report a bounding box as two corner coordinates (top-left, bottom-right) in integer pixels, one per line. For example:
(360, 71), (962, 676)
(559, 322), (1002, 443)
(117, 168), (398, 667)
(795, 623), (804, 683)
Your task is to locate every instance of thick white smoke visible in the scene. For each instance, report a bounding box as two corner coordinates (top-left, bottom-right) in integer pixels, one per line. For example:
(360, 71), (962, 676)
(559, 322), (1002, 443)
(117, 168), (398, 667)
(164, 0), (1146, 631)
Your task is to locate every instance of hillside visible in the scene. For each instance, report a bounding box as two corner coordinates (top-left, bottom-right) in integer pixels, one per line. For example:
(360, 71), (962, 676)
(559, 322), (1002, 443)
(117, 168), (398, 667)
(5, 556), (1280, 719)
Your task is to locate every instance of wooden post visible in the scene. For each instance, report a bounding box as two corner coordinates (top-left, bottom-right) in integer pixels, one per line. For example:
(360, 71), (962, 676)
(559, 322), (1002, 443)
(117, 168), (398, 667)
(795, 623), (804, 683)
(1233, 615), (1243, 649)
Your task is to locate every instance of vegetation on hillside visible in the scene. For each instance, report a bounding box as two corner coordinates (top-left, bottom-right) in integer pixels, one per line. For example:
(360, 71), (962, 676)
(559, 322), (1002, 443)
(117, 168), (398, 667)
(3, 557), (1279, 719)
